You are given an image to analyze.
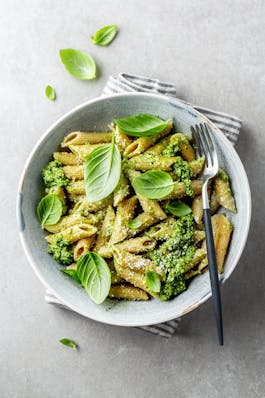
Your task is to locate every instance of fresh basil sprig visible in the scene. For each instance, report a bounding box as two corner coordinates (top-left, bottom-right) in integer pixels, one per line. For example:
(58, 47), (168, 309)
(59, 338), (78, 349)
(127, 219), (142, 229)
(45, 85), (56, 101)
(77, 252), (111, 304)
(37, 194), (62, 227)
(91, 25), (118, 46)
(132, 170), (174, 199)
(165, 201), (192, 217)
(59, 49), (96, 80)
(146, 270), (161, 293)
(114, 114), (171, 137)
(84, 136), (121, 202)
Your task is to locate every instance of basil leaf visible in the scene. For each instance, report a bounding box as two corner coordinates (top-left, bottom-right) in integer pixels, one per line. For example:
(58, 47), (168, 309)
(146, 270), (161, 293)
(91, 25), (118, 46)
(45, 85), (56, 101)
(165, 201), (192, 217)
(132, 170), (174, 199)
(59, 49), (96, 80)
(127, 219), (142, 229)
(37, 194), (62, 227)
(114, 114), (171, 137)
(61, 269), (82, 285)
(77, 252), (111, 304)
(84, 137), (121, 202)
(59, 338), (78, 349)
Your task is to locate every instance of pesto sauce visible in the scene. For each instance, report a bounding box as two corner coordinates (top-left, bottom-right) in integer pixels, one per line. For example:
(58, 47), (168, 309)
(173, 156), (193, 196)
(162, 142), (179, 157)
(149, 214), (195, 300)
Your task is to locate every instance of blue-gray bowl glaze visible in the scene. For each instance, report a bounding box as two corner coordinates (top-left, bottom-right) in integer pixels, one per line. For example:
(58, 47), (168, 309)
(17, 93), (251, 327)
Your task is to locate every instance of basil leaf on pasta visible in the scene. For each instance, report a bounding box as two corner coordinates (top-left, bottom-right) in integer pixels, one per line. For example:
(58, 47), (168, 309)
(132, 170), (174, 199)
(61, 269), (82, 285)
(91, 25), (118, 46)
(37, 194), (62, 227)
(84, 137), (121, 202)
(165, 201), (192, 217)
(114, 114), (171, 137)
(146, 271), (161, 293)
(59, 49), (96, 80)
(77, 252), (111, 304)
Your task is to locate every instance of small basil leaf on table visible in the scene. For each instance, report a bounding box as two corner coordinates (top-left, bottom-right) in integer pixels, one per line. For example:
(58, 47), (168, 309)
(91, 25), (118, 46)
(59, 49), (96, 80)
(146, 270), (161, 293)
(84, 137), (121, 202)
(132, 170), (174, 199)
(127, 219), (142, 229)
(77, 252), (111, 304)
(45, 85), (56, 101)
(114, 114), (172, 137)
(165, 201), (192, 217)
(59, 338), (78, 349)
(37, 194), (62, 227)
(61, 269), (82, 285)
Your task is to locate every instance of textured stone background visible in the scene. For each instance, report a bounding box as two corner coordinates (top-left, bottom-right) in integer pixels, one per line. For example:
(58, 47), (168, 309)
(1, 1), (264, 397)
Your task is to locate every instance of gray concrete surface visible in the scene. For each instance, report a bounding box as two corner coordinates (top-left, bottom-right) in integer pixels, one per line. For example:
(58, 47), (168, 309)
(1, 0), (264, 397)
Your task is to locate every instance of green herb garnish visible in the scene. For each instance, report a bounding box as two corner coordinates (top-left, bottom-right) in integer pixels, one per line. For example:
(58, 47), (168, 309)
(165, 201), (192, 217)
(145, 270), (161, 293)
(59, 49), (96, 80)
(132, 170), (174, 199)
(84, 136), (121, 202)
(114, 114), (171, 137)
(77, 252), (111, 304)
(127, 219), (142, 229)
(91, 25), (118, 46)
(61, 268), (81, 284)
(45, 85), (56, 101)
(59, 338), (78, 349)
(37, 194), (62, 228)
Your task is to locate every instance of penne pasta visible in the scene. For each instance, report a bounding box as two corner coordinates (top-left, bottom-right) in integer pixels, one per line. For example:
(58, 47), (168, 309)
(191, 195), (203, 225)
(63, 165), (84, 180)
(214, 169), (236, 212)
(127, 153), (178, 171)
(113, 174), (130, 207)
(62, 131), (112, 147)
(46, 223), (97, 245)
(73, 237), (95, 261)
(45, 214), (97, 233)
(94, 206), (115, 253)
(53, 152), (81, 165)
(109, 284), (149, 300)
(110, 196), (138, 244)
(114, 236), (156, 254)
(69, 143), (105, 161)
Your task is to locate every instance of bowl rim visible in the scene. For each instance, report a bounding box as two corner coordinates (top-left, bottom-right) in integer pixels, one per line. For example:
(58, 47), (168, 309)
(17, 92), (252, 327)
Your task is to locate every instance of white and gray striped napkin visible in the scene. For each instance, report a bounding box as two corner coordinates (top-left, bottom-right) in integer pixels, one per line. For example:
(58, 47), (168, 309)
(45, 73), (242, 338)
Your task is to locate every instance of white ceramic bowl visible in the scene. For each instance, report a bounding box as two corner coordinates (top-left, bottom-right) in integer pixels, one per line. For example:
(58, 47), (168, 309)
(17, 93), (251, 326)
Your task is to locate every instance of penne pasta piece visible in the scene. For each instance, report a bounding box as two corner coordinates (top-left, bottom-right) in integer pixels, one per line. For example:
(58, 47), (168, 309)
(110, 196), (138, 244)
(193, 230), (206, 245)
(214, 169), (236, 212)
(114, 236), (156, 254)
(210, 188), (220, 215)
(73, 237), (95, 261)
(174, 133), (195, 161)
(46, 223), (97, 245)
(113, 174), (130, 207)
(184, 248), (207, 272)
(162, 179), (202, 200)
(189, 157), (205, 177)
(66, 180), (85, 195)
(109, 284), (149, 301)
(62, 131), (112, 147)
(212, 214), (233, 273)
(113, 125), (133, 154)
(145, 218), (176, 240)
(53, 152), (81, 165)
(124, 119), (173, 158)
(191, 195), (203, 225)
(146, 136), (171, 155)
(184, 268), (201, 280)
(94, 206), (115, 253)
(46, 185), (67, 215)
(63, 165), (84, 180)
(69, 143), (105, 161)
(126, 212), (159, 238)
(45, 214), (97, 233)
(72, 196), (113, 214)
(127, 153), (177, 171)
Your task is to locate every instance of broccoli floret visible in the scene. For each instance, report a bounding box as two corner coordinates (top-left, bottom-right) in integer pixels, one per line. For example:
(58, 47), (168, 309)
(173, 156), (193, 196)
(159, 274), (186, 301)
(42, 160), (69, 188)
(162, 142), (179, 157)
(47, 238), (74, 266)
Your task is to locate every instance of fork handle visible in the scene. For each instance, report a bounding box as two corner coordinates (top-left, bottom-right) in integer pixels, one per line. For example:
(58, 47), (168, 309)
(203, 208), (224, 346)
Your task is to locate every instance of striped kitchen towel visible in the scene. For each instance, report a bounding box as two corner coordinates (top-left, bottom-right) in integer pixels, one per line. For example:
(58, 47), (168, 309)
(45, 73), (242, 338)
